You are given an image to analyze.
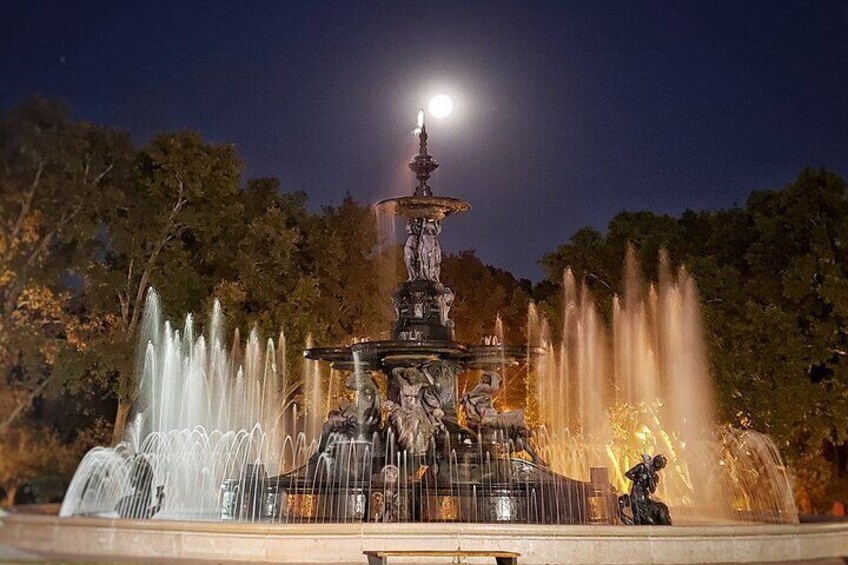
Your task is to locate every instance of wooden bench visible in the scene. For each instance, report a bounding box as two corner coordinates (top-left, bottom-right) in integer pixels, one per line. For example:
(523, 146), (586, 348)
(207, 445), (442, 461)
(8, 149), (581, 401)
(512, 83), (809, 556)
(364, 550), (520, 565)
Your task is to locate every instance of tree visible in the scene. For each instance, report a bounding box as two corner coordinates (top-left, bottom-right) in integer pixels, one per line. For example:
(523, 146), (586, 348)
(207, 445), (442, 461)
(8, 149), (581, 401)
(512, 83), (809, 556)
(442, 250), (531, 344)
(212, 179), (323, 358)
(80, 131), (243, 442)
(0, 96), (132, 432)
(0, 379), (109, 506)
(314, 195), (393, 341)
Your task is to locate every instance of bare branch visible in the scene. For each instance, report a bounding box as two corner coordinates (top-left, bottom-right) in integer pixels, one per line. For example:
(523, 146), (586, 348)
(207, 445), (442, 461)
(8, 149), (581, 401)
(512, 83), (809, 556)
(91, 161), (114, 186)
(8, 159), (44, 244)
(0, 376), (54, 433)
(126, 177), (189, 339)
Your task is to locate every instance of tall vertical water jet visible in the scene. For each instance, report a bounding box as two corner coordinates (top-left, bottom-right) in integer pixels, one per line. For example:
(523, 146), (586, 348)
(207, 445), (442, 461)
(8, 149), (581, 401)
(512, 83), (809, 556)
(303, 334), (326, 444)
(60, 291), (290, 519)
(532, 249), (795, 522)
(374, 203), (401, 337)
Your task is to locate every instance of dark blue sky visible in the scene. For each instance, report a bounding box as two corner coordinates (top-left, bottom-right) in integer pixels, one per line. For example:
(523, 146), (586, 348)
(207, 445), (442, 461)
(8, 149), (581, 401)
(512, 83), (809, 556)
(2, 1), (846, 280)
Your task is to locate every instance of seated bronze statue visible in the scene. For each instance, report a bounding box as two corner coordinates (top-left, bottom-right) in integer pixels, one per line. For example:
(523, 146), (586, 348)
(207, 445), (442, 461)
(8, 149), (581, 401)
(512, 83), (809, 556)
(460, 372), (545, 465)
(618, 453), (672, 525)
(309, 372), (382, 474)
(115, 455), (164, 519)
(384, 375), (445, 456)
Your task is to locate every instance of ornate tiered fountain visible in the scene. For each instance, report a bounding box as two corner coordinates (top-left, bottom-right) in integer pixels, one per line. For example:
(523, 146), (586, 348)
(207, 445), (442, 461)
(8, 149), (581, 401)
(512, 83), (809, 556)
(226, 111), (600, 524)
(6, 109), (848, 565)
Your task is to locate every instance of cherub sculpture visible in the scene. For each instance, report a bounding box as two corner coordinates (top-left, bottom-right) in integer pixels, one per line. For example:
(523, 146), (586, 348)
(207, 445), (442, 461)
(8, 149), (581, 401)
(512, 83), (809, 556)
(461, 372), (545, 465)
(618, 453), (672, 525)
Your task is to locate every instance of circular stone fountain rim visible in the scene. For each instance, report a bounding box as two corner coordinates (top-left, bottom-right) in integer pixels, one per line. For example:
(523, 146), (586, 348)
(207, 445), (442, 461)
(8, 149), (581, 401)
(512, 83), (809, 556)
(375, 196), (471, 220)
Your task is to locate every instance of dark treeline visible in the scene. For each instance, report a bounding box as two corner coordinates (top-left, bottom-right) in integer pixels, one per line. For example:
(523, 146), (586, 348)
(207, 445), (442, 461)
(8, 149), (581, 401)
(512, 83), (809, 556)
(0, 97), (845, 511)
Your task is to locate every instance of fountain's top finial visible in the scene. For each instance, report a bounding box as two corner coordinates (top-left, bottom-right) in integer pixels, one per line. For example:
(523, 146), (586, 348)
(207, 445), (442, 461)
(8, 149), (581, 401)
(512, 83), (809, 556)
(374, 109), (468, 220)
(409, 108), (439, 196)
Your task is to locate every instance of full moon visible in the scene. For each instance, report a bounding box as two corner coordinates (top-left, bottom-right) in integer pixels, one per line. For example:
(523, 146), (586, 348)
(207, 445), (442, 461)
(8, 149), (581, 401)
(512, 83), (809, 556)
(428, 94), (453, 119)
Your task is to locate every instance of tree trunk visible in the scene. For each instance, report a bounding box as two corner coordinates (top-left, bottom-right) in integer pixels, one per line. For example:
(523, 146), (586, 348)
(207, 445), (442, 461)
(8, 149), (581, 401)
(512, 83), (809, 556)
(3, 484), (19, 507)
(0, 376), (53, 433)
(111, 400), (133, 446)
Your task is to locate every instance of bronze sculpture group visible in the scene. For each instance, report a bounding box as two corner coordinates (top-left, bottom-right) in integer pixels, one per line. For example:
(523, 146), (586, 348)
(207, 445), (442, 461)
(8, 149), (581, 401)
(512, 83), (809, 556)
(308, 371), (383, 476)
(403, 218), (443, 282)
(309, 366), (541, 473)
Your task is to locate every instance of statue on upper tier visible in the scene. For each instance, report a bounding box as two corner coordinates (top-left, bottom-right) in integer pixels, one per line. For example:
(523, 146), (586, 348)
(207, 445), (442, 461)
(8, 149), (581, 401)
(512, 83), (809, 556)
(115, 455), (164, 519)
(419, 219), (442, 281)
(618, 453), (672, 525)
(436, 291), (454, 327)
(403, 218), (423, 281)
(384, 371), (445, 455)
(402, 218), (443, 283)
(461, 372), (545, 465)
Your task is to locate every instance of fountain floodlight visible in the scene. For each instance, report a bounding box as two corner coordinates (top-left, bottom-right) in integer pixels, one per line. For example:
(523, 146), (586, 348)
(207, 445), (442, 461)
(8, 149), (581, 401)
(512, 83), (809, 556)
(413, 108), (424, 134)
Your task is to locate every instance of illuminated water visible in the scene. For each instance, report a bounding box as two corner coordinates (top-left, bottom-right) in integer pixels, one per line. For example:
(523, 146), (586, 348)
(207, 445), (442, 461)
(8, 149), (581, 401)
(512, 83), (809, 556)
(60, 252), (797, 523)
(532, 248), (796, 522)
(61, 292), (315, 519)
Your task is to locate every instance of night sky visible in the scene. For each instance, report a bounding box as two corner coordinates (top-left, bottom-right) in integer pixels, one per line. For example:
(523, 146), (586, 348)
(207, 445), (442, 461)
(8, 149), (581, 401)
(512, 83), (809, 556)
(2, 1), (846, 280)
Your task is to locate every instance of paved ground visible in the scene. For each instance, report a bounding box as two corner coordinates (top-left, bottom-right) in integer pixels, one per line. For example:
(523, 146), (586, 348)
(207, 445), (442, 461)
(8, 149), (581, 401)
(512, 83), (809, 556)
(0, 550), (844, 565)
(0, 542), (40, 562)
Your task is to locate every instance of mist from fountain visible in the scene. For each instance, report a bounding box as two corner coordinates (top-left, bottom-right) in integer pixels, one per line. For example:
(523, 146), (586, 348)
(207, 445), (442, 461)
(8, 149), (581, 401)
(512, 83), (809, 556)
(532, 247), (797, 523)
